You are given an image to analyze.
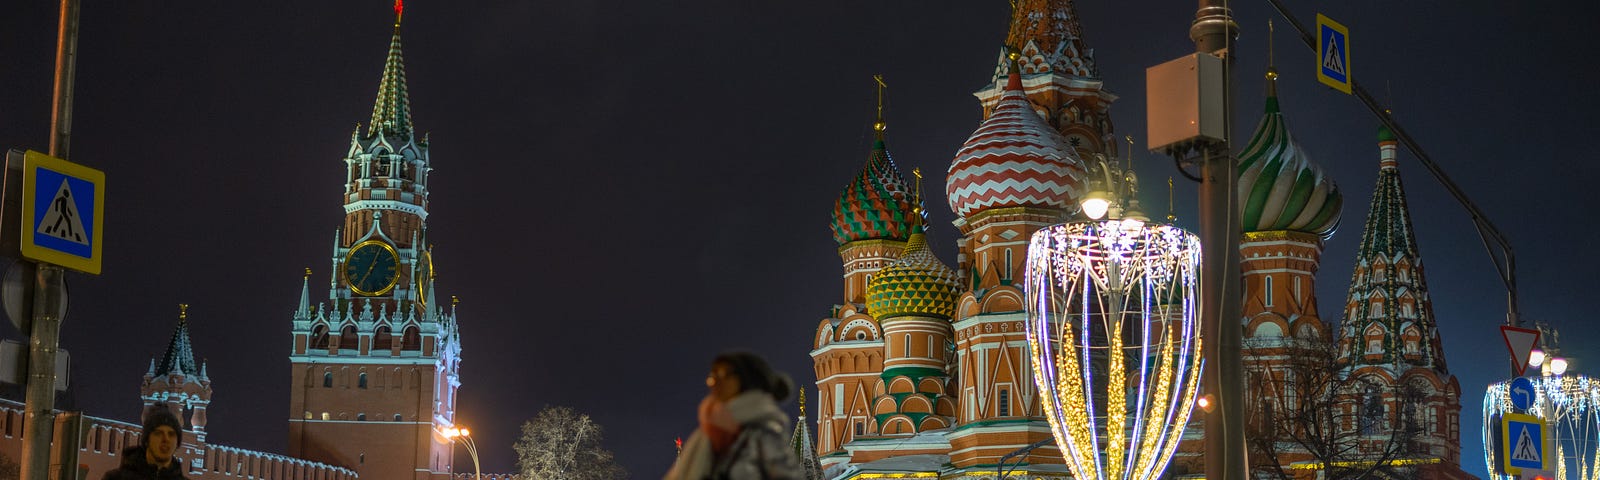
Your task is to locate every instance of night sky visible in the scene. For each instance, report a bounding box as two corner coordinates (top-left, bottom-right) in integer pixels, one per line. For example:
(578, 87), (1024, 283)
(1, 1), (1596, 478)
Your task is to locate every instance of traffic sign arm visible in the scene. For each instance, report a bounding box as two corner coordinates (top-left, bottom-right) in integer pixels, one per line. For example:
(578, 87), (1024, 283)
(1262, 0), (1521, 351)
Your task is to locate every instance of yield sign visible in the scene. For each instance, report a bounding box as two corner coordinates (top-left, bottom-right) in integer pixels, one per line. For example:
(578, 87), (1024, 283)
(1502, 326), (1541, 377)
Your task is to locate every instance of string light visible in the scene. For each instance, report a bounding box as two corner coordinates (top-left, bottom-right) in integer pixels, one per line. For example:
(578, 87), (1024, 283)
(1025, 219), (1203, 480)
(1483, 374), (1600, 480)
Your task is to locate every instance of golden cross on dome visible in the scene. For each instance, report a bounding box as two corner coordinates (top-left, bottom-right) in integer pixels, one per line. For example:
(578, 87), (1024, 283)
(799, 389), (807, 417)
(304, 267), (313, 279)
(910, 168), (925, 218)
(873, 75), (888, 135)
(178, 304), (189, 322)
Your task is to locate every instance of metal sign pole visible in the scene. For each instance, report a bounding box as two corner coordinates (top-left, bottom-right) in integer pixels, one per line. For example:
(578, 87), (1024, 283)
(20, 0), (79, 479)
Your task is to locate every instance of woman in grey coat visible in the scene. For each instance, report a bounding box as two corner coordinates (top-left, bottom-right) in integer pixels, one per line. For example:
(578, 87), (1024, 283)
(665, 352), (805, 480)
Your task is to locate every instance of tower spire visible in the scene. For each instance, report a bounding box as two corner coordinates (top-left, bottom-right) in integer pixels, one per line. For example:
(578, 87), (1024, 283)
(368, 2), (413, 138)
(873, 75), (888, 139)
(1005, 0), (1097, 78)
(297, 268), (313, 318)
(154, 304), (200, 376)
(1266, 19), (1279, 99)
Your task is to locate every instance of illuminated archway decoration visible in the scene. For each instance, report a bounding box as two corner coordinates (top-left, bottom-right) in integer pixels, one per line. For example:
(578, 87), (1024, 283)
(1025, 219), (1203, 480)
(1484, 374), (1600, 480)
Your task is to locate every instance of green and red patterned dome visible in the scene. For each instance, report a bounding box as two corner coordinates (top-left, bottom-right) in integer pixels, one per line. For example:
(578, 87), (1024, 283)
(865, 226), (961, 320)
(1237, 78), (1343, 239)
(832, 139), (917, 246)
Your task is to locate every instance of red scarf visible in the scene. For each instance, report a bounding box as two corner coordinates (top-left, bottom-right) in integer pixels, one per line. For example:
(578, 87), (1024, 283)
(698, 395), (740, 455)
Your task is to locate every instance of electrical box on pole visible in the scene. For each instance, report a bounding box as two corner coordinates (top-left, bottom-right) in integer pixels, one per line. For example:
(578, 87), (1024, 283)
(1146, 53), (1227, 153)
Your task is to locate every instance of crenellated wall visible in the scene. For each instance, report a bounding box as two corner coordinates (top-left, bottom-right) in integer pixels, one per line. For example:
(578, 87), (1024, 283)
(0, 399), (356, 479)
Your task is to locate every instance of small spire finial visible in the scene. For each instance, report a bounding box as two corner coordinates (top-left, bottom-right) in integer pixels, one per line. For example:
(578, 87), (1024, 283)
(452, 296), (460, 307)
(394, 0), (404, 27)
(304, 268), (313, 279)
(1167, 177), (1176, 222)
(799, 389), (807, 417)
(1265, 19), (1280, 99)
(178, 304), (189, 323)
(872, 75), (888, 137)
(910, 168), (925, 221)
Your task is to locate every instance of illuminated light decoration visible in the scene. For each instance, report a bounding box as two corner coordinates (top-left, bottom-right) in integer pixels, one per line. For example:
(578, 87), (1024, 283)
(1285, 458), (1443, 470)
(1484, 374), (1600, 480)
(1024, 219), (1203, 480)
(394, 0), (404, 22)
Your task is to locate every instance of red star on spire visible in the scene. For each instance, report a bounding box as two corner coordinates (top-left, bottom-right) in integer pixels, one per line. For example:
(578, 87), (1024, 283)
(394, 0), (404, 23)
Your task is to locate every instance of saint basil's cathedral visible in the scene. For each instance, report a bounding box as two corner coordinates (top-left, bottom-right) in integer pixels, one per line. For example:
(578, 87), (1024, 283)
(799, 1), (1474, 479)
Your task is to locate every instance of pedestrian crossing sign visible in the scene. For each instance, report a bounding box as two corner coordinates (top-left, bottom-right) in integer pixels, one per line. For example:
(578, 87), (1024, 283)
(1316, 13), (1352, 94)
(19, 150), (104, 275)
(1503, 413), (1548, 473)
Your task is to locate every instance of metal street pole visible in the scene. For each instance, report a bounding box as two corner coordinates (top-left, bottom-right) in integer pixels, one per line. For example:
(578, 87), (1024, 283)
(1190, 1), (1247, 479)
(20, 0), (79, 479)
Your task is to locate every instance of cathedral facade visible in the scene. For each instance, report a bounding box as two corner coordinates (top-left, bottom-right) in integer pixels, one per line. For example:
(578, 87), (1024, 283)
(807, 2), (1474, 479)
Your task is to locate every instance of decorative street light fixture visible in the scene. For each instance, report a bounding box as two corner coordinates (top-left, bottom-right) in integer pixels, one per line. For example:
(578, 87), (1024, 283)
(1025, 150), (1204, 480)
(443, 426), (482, 480)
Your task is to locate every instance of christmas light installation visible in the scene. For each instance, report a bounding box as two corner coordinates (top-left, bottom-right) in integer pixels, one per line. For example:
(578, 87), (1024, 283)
(1025, 218), (1203, 480)
(1484, 373), (1600, 480)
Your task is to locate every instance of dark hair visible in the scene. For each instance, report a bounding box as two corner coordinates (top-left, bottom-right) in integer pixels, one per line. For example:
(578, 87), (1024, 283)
(713, 352), (793, 402)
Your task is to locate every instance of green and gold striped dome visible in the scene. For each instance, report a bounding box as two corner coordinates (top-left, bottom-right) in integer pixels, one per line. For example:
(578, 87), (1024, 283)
(865, 227), (961, 320)
(1237, 84), (1343, 239)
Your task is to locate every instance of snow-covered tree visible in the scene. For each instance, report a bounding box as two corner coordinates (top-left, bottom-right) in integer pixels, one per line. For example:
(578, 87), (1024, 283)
(514, 406), (627, 480)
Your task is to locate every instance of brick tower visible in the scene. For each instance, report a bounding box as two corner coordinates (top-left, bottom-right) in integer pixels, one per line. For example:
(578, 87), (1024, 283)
(1332, 125), (1469, 478)
(286, 4), (462, 479)
(142, 304), (214, 443)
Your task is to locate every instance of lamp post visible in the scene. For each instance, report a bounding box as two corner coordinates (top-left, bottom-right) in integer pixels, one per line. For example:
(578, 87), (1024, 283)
(443, 427), (482, 480)
(1025, 145), (1205, 480)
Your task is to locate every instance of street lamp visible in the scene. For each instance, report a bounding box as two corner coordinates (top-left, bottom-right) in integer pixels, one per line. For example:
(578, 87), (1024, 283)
(443, 427), (481, 480)
(1079, 136), (1147, 223)
(1025, 151), (1204, 479)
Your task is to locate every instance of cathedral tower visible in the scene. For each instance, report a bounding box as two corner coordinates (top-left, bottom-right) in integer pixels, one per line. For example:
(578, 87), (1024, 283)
(974, 0), (1117, 160)
(812, 97), (910, 466)
(1334, 125), (1465, 472)
(142, 304), (213, 443)
(943, 55), (1084, 478)
(286, 6), (462, 479)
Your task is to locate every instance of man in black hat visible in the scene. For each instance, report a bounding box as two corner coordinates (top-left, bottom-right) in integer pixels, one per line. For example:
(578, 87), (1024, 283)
(102, 406), (185, 480)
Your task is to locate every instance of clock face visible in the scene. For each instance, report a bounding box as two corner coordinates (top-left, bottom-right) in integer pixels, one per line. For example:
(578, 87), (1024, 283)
(416, 250), (433, 305)
(344, 240), (400, 296)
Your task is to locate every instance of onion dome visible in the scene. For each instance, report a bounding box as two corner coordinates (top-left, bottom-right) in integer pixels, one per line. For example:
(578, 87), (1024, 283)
(947, 69), (1087, 218)
(865, 226), (961, 320)
(1237, 74), (1342, 239)
(832, 139), (915, 245)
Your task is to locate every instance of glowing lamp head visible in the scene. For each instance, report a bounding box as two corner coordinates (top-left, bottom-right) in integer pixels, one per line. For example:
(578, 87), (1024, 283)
(1081, 191), (1112, 220)
(1197, 394), (1214, 413)
(1529, 349), (1546, 367)
(1551, 357), (1569, 376)
(459, 428), (470, 437)
(442, 427), (460, 439)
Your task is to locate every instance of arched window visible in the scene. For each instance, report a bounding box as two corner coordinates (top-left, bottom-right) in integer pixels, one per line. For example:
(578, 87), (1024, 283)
(1264, 275), (1275, 307)
(373, 326), (393, 351)
(393, 414), (402, 422)
(310, 325), (329, 350)
(357, 413), (366, 421)
(401, 326), (422, 351)
(323, 372), (333, 388)
(339, 326), (359, 351)
(358, 373), (368, 389)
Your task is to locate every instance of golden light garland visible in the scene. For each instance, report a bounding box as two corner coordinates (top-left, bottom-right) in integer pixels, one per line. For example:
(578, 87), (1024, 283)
(1025, 219), (1203, 480)
(1484, 374), (1600, 480)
